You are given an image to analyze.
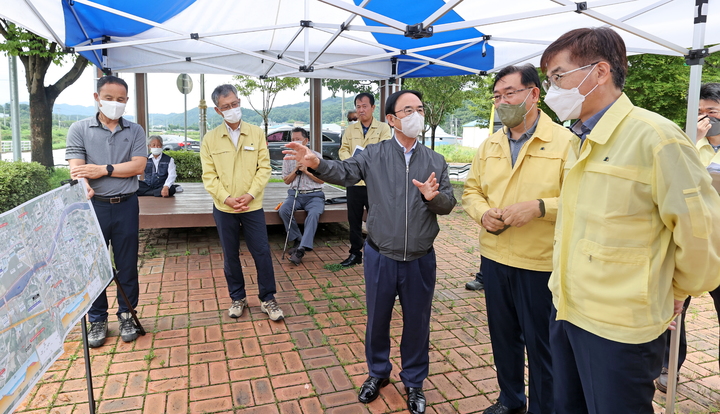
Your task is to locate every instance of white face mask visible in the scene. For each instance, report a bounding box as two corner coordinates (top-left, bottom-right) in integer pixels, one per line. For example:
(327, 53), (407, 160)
(222, 107), (243, 124)
(543, 66), (598, 122)
(394, 111), (424, 138)
(99, 100), (126, 120)
(150, 147), (163, 156)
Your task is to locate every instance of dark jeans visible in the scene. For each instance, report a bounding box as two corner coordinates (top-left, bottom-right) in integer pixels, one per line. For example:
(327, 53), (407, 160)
(346, 185), (368, 256)
(137, 181), (177, 197)
(213, 207), (276, 302)
(483, 257), (553, 414)
(364, 242), (436, 388)
(551, 308), (664, 414)
(88, 194), (139, 322)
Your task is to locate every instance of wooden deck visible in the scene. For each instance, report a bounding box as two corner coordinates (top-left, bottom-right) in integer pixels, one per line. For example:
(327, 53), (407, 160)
(138, 182), (348, 229)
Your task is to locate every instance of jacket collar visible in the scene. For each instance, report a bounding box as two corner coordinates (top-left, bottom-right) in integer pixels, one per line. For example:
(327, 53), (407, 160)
(581, 93), (633, 146)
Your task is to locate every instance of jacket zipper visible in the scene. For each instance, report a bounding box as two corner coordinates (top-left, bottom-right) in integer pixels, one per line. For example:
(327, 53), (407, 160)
(404, 162), (409, 261)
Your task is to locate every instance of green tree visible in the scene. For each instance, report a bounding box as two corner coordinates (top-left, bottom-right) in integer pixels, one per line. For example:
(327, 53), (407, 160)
(233, 76), (302, 136)
(404, 75), (477, 149)
(624, 52), (720, 128)
(0, 20), (88, 167)
(465, 75), (495, 127)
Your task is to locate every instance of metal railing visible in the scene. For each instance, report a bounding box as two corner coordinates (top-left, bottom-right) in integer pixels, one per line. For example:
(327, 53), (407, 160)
(1, 141), (31, 152)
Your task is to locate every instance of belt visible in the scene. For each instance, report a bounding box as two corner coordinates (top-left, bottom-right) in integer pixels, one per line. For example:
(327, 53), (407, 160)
(298, 189), (322, 194)
(93, 193), (135, 203)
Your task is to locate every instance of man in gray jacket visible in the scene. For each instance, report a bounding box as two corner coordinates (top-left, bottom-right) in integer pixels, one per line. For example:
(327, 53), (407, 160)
(285, 90), (456, 414)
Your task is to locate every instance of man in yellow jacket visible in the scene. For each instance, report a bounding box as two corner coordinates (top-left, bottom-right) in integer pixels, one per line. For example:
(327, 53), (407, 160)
(200, 84), (283, 322)
(463, 64), (572, 414)
(337, 93), (392, 267)
(541, 28), (720, 413)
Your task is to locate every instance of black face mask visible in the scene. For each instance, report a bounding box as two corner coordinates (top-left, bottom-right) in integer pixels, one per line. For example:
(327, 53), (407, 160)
(707, 117), (720, 137)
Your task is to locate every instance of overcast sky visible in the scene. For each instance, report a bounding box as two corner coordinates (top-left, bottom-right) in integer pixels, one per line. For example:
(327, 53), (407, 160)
(0, 55), (339, 117)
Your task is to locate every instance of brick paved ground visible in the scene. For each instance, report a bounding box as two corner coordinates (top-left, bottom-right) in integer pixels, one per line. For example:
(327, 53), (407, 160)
(14, 185), (720, 414)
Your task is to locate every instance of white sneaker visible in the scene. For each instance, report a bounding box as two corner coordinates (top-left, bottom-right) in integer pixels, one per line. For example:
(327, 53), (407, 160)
(228, 298), (248, 318)
(261, 298), (284, 321)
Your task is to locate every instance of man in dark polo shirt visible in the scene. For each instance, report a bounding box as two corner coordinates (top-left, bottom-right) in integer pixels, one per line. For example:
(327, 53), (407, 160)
(66, 75), (147, 348)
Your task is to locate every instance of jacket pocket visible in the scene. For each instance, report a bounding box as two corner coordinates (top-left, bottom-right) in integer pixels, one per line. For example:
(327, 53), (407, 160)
(569, 239), (650, 325)
(683, 188), (711, 239)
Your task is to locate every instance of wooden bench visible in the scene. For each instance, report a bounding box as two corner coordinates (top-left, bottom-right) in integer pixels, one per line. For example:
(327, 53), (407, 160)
(138, 182), (348, 229)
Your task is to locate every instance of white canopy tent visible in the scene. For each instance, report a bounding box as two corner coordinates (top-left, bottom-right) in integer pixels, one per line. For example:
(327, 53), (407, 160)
(2, 0), (717, 140)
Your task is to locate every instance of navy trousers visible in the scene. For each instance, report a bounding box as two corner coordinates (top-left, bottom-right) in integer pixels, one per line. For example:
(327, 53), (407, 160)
(89, 194), (140, 322)
(136, 180), (177, 197)
(364, 242), (436, 388)
(213, 207), (277, 302)
(482, 257), (553, 414)
(550, 308), (664, 414)
(278, 189), (325, 250)
(346, 186), (368, 256)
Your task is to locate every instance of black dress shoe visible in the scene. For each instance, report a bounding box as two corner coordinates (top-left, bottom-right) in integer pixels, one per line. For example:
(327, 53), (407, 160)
(483, 400), (527, 414)
(340, 253), (362, 267)
(406, 387), (426, 414)
(358, 376), (389, 403)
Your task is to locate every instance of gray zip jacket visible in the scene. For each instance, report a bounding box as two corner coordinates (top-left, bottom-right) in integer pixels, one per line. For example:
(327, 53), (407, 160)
(313, 138), (456, 261)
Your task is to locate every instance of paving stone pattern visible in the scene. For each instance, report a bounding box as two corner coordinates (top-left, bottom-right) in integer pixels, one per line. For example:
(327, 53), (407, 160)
(13, 188), (720, 414)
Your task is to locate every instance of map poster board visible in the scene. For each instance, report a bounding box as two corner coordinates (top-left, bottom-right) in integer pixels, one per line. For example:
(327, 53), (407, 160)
(0, 180), (113, 414)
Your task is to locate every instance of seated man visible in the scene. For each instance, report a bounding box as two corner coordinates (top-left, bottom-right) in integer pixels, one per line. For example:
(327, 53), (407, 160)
(279, 127), (325, 265)
(137, 135), (178, 197)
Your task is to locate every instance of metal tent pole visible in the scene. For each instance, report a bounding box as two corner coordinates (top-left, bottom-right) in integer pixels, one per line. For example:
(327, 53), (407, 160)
(684, 0), (709, 143)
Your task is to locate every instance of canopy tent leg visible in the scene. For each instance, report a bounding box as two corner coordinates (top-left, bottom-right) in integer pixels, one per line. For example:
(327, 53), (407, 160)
(310, 78), (322, 152)
(684, 0), (709, 142)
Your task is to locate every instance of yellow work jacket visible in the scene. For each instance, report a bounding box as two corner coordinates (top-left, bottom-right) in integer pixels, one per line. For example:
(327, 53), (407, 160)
(696, 136), (720, 166)
(462, 111), (572, 272)
(551, 93), (720, 344)
(200, 122), (271, 213)
(338, 118), (392, 186)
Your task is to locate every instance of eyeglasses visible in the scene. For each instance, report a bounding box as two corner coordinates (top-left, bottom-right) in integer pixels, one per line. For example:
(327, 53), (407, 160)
(218, 100), (241, 112)
(492, 87), (533, 103)
(394, 107), (425, 116)
(542, 61), (600, 92)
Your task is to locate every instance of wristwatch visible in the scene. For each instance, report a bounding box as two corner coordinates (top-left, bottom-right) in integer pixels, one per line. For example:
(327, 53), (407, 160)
(537, 198), (545, 218)
(106, 164), (114, 177)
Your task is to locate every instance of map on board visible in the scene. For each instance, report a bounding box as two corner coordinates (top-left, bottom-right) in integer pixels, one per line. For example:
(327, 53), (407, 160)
(0, 180), (112, 414)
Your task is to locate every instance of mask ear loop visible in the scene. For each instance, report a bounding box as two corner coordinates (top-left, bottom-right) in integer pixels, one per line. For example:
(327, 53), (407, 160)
(520, 88), (537, 135)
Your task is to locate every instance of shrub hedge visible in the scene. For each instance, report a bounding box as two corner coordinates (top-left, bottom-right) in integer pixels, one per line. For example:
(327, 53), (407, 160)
(0, 161), (51, 213)
(166, 150), (203, 182)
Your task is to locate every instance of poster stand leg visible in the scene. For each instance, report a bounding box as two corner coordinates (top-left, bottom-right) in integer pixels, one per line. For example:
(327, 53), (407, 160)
(81, 274), (147, 413)
(113, 271), (146, 336)
(80, 315), (96, 414)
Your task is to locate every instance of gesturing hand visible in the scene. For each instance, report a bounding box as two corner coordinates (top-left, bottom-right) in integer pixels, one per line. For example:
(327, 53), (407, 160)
(412, 172), (439, 201)
(284, 142), (320, 169)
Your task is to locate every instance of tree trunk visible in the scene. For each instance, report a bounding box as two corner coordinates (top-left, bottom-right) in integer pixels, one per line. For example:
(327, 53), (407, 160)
(21, 53), (88, 168)
(431, 125), (437, 151)
(29, 88), (54, 167)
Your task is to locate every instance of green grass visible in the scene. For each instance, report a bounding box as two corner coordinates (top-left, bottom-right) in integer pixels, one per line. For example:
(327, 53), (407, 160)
(434, 145), (477, 163)
(323, 263), (345, 272)
(48, 167), (71, 188)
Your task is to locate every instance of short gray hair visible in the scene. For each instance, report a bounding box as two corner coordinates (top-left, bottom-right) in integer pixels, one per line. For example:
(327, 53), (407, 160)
(211, 84), (239, 107)
(148, 135), (163, 145)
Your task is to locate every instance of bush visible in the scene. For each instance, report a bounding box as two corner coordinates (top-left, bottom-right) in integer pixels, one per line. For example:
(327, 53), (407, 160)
(434, 145), (478, 164)
(166, 150), (203, 182)
(0, 161), (51, 213)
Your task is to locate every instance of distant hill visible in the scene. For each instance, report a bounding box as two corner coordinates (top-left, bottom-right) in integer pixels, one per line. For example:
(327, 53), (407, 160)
(46, 96), (366, 129)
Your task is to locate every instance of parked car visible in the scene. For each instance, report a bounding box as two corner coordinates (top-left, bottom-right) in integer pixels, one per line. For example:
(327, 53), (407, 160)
(159, 134), (200, 152)
(266, 127), (341, 168)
